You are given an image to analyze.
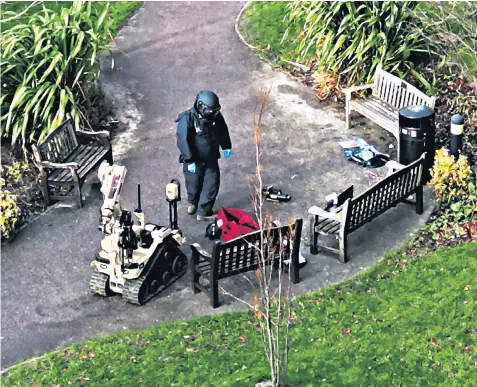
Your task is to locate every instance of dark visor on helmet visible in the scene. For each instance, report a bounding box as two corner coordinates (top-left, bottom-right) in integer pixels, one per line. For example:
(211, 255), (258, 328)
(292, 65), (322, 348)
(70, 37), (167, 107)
(201, 104), (220, 118)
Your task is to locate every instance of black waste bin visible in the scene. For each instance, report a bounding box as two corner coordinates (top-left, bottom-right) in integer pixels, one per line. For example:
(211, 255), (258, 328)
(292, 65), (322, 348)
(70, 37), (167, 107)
(399, 105), (436, 183)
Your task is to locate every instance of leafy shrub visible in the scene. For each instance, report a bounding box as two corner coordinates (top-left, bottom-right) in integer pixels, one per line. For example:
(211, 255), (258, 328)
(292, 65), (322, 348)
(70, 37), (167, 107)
(0, 1), (113, 149)
(410, 1), (477, 81)
(284, 1), (428, 87)
(0, 178), (21, 240)
(3, 161), (29, 183)
(429, 148), (472, 203)
(425, 148), (477, 242)
(425, 181), (477, 242)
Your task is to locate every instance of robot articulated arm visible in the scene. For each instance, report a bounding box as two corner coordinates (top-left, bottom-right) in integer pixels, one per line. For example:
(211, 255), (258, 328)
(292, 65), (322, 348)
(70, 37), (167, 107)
(97, 161), (128, 235)
(97, 161), (146, 235)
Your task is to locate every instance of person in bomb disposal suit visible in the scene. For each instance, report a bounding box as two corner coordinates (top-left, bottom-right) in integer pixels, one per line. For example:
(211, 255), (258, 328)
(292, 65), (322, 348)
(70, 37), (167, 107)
(175, 90), (232, 221)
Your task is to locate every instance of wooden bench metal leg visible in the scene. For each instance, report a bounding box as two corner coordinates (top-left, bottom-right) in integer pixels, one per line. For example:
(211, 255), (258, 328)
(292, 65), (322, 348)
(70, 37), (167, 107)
(40, 171), (50, 207)
(310, 215), (319, 255)
(210, 275), (219, 309)
(290, 219), (302, 284)
(71, 169), (83, 208)
(415, 185), (424, 215)
(338, 230), (348, 264)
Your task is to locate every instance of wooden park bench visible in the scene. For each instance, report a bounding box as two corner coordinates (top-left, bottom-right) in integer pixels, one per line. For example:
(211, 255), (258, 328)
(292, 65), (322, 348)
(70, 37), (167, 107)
(308, 153), (426, 263)
(189, 219), (303, 308)
(32, 114), (113, 208)
(343, 64), (436, 160)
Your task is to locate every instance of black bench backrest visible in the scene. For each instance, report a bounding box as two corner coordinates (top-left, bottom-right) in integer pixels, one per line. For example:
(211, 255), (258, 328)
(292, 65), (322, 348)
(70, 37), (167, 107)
(211, 219), (302, 280)
(35, 119), (78, 163)
(345, 155), (425, 233)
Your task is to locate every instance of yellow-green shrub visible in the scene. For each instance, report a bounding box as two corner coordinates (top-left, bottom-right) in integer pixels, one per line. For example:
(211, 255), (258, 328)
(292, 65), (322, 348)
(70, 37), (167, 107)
(5, 161), (29, 182)
(0, 178), (21, 240)
(429, 148), (472, 203)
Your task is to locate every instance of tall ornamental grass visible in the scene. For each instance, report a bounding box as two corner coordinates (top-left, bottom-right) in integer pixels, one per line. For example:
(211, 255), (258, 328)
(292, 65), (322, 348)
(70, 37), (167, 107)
(284, 1), (430, 87)
(1, 1), (113, 149)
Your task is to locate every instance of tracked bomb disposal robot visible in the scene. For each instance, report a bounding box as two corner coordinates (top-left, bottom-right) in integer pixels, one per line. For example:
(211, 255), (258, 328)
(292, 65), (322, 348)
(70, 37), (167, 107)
(90, 161), (188, 305)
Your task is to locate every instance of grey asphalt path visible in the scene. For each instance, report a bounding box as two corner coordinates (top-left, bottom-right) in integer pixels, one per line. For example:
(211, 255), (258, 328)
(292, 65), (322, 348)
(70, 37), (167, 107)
(1, 2), (435, 369)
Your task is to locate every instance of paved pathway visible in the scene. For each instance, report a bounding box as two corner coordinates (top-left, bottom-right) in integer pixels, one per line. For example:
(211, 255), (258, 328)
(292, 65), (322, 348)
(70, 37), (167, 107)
(1, 2), (435, 369)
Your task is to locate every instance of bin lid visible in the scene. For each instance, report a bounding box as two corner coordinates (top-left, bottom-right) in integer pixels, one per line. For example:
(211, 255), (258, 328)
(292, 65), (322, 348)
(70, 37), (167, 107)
(399, 105), (434, 119)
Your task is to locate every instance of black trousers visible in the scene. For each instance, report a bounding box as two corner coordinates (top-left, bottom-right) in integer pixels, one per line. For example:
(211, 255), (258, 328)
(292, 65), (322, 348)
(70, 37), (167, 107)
(183, 162), (220, 216)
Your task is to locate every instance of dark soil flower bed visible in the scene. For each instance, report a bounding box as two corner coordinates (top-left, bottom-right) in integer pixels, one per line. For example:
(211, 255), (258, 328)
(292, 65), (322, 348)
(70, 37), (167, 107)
(0, 150), (46, 243)
(404, 61), (477, 165)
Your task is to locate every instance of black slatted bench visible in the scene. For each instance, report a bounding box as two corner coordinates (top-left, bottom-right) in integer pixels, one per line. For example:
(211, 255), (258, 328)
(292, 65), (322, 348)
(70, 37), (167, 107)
(309, 153), (426, 263)
(189, 219), (303, 308)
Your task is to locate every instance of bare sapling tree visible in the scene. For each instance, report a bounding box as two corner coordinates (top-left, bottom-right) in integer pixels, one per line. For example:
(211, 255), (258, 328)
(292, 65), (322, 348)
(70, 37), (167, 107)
(220, 90), (297, 387)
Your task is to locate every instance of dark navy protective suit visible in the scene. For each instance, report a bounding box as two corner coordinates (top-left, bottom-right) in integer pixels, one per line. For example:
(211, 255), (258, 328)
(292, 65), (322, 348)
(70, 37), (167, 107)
(175, 106), (232, 216)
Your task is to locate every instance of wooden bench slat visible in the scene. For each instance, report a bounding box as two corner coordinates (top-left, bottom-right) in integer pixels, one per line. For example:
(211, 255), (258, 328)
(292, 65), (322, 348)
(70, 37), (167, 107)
(316, 218), (340, 234)
(48, 145), (94, 182)
(49, 145), (97, 182)
(355, 97), (399, 119)
(77, 146), (110, 179)
(49, 145), (109, 183)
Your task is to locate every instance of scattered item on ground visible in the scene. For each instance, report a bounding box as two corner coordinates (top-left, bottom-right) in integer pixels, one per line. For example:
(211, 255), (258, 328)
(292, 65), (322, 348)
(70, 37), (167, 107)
(262, 185), (291, 202)
(366, 171), (381, 186)
(342, 137), (390, 168)
(205, 219), (221, 240)
(283, 251), (308, 269)
(308, 153), (427, 263)
(205, 207), (259, 242)
(343, 63), (436, 161)
(190, 219), (303, 308)
(197, 213), (217, 221)
(339, 139), (359, 149)
(398, 105), (436, 183)
(32, 113), (113, 208)
(175, 90), (232, 218)
(389, 144), (395, 149)
(291, 174), (298, 179)
(325, 192), (338, 207)
(324, 186), (354, 213)
(90, 163), (187, 305)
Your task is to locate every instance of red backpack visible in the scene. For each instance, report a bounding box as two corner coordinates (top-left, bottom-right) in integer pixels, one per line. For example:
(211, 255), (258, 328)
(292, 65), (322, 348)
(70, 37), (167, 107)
(205, 207), (259, 242)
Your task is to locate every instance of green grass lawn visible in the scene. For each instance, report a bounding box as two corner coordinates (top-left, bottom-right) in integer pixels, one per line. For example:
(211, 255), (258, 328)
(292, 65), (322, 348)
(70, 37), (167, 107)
(238, 1), (310, 66)
(2, 243), (476, 386)
(0, 1), (142, 33)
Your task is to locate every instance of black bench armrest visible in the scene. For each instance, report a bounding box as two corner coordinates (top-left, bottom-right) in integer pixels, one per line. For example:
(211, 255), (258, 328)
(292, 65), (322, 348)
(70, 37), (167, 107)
(190, 243), (212, 262)
(308, 206), (343, 222)
(76, 129), (110, 139)
(385, 160), (406, 175)
(41, 161), (79, 170)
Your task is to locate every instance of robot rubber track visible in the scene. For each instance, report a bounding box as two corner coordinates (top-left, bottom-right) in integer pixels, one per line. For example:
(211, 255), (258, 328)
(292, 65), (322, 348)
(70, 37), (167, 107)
(121, 237), (188, 305)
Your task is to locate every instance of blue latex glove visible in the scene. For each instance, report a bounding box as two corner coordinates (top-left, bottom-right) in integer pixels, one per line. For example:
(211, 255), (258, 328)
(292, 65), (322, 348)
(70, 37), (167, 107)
(223, 149), (232, 158)
(187, 163), (196, 173)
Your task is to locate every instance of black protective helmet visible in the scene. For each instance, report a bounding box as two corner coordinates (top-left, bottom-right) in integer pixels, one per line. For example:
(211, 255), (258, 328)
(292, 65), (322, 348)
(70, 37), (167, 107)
(195, 90), (221, 120)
